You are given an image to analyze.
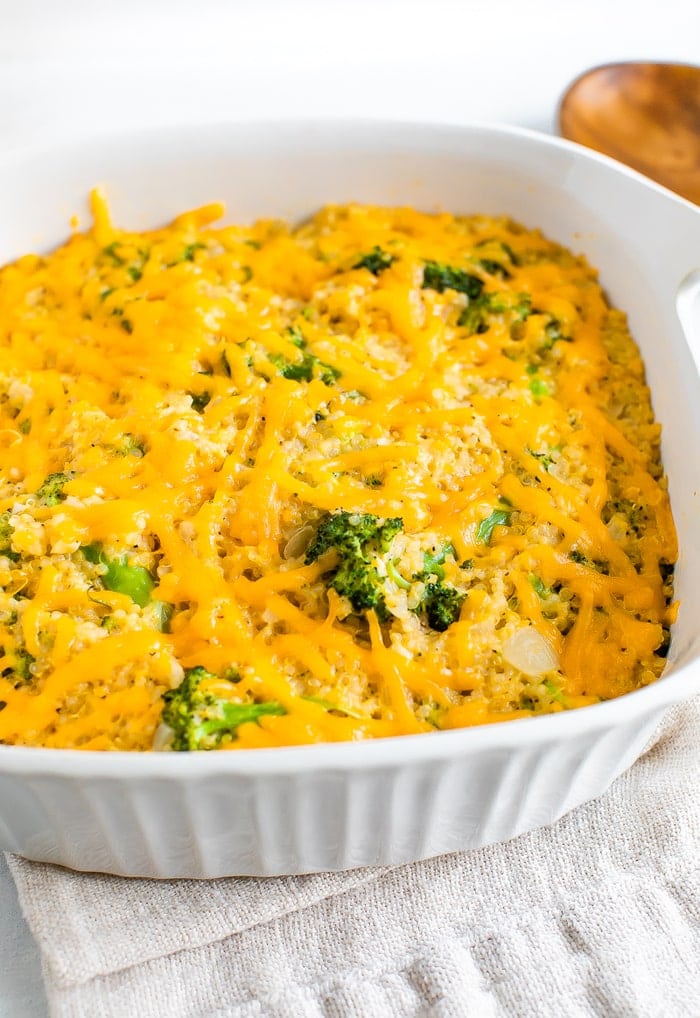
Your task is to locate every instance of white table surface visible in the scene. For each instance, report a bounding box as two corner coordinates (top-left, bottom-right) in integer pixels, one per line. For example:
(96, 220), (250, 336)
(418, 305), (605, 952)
(0, 0), (698, 1014)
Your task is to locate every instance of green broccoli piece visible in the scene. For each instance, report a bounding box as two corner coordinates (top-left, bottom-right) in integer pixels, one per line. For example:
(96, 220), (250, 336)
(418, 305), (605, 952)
(472, 240), (518, 280)
(162, 666), (286, 750)
(188, 391), (212, 413)
(150, 601), (173, 633)
(83, 543), (156, 609)
(602, 498), (645, 536)
(528, 446), (558, 472)
(102, 242), (125, 266)
(1, 648), (35, 687)
(120, 434), (147, 457)
(541, 317), (573, 350)
(511, 294), (533, 323)
(543, 679), (567, 705)
(422, 262), (483, 299)
(419, 581), (466, 632)
(386, 558), (412, 590)
(287, 325), (306, 348)
(528, 574), (552, 599)
(476, 507), (513, 545)
(270, 352), (340, 387)
(353, 247), (395, 275)
(270, 351), (314, 382)
(529, 376), (551, 399)
(458, 291), (531, 335)
(302, 695), (365, 719)
(570, 549), (610, 574)
(180, 242), (206, 263)
(458, 296), (491, 335)
(474, 239), (518, 266)
(305, 511), (403, 621)
(0, 512), (18, 561)
(418, 542), (456, 581)
(476, 258), (512, 279)
(36, 471), (73, 506)
(0, 512), (12, 548)
(317, 363), (341, 386)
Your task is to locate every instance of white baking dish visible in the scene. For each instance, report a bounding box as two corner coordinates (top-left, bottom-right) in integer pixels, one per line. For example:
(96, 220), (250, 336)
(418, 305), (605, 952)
(0, 121), (699, 878)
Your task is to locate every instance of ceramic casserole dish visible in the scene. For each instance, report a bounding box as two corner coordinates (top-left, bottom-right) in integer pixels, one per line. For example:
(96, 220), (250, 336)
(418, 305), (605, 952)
(0, 121), (698, 878)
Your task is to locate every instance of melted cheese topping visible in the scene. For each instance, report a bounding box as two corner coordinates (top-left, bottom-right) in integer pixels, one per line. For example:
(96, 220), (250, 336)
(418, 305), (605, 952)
(0, 195), (677, 750)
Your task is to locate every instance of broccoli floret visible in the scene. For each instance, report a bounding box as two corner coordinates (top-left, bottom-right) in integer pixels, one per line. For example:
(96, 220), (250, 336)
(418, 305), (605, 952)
(305, 511), (403, 621)
(458, 296), (491, 335)
(270, 351), (315, 382)
(270, 352), (340, 387)
(457, 292), (531, 335)
(161, 666), (285, 751)
(419, 581), (465, 632)
(422, 262), (483, 299)
(353, 247), (395, 275)
(36, 471), (73, 506)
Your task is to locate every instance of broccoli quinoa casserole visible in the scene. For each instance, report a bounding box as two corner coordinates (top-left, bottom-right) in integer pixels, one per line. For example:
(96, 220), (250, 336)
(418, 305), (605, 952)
(0, 195), (677, 751)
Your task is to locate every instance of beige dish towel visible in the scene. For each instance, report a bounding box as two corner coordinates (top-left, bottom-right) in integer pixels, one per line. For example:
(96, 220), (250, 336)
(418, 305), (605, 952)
(7, 699), (700, 1018)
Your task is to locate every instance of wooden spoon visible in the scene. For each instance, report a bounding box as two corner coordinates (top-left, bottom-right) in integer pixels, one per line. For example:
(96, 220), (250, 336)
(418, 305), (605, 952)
(558, 62), (700, 204)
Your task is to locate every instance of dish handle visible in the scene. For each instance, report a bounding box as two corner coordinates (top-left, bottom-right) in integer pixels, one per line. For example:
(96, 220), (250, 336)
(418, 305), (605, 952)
(676, 269), (700, 374)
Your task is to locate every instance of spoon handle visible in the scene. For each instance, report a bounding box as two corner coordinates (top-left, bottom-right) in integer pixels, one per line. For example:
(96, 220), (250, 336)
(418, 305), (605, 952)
(559, 62), (700, 205)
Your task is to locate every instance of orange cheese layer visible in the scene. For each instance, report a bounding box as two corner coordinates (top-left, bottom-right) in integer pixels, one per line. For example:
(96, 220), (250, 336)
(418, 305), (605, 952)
(0, 196), (676, 750)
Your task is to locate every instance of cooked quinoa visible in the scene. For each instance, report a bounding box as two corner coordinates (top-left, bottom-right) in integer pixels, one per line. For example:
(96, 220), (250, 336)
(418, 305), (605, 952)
(0, 195), (677, 750)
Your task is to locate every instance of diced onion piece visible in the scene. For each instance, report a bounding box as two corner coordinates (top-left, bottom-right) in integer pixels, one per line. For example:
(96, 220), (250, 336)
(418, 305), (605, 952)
(152, 722), (174, 752)
(502, 626), (559, 676)
(282, 525), (315, 560)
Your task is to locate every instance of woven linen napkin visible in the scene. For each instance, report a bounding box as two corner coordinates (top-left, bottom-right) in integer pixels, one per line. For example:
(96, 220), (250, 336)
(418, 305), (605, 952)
(7, 699), (700, 1018)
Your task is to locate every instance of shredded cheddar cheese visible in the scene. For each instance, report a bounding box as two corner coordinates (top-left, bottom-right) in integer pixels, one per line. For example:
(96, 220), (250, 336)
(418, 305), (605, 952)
(0, 195), (676, 750)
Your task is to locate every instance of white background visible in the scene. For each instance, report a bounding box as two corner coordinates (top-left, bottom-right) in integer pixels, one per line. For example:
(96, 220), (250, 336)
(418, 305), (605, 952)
(0, 1), (698, 1014)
